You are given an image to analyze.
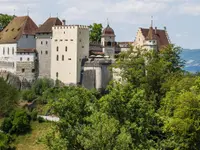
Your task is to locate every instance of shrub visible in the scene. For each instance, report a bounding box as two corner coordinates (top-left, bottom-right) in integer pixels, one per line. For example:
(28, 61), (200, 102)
(30, 110), (38, 121)
(1, 118), (12, 133)
(10, 109), (31, 134)
(38, 116), (45, 123)
(22, 90), (37, 102)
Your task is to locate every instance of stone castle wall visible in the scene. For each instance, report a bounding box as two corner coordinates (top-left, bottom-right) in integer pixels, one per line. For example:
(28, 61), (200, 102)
(16, 61), (37, 82)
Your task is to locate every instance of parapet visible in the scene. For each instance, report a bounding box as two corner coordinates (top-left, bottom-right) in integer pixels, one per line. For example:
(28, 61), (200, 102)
(53, 25), (89, 30)
(84, 58), (112, 67)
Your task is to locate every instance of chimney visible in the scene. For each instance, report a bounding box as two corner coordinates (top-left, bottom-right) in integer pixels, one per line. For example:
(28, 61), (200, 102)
(62, 19), (66, 26)
(155, 27), (157, 34)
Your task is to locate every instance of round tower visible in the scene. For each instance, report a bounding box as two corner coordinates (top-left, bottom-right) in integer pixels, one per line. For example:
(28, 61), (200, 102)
(101, 24), (116, 58)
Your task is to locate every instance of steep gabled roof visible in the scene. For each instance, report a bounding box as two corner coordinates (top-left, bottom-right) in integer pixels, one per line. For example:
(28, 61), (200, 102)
(0, 16), (38, 44)
(37, 18), (62, 33)
(140, 28), (170, 48)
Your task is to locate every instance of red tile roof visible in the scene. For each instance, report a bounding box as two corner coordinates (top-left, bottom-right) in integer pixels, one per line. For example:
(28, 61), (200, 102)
(0, 16), (38, 44)
(37, 18), (62, 33)
(140, 28), (170, 48)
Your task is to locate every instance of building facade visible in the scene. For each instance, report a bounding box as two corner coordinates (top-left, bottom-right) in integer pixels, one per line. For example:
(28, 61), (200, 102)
(0, 16), (38, 82)
(36, 18), (62, 78)
(51, 25), (89, 84)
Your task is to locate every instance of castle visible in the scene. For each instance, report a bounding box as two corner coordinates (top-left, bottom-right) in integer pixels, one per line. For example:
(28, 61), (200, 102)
(0, 16), (170, 90)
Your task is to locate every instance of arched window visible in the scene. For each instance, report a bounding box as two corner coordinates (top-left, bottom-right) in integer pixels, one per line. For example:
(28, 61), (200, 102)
(107, 41), (112, 47)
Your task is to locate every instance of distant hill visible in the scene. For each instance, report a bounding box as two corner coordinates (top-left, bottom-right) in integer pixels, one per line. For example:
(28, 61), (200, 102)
(181, 49), (200, 73)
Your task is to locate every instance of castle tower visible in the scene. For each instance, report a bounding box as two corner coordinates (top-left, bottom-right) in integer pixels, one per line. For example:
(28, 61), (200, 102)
(101, 24), (115, 58)
(144, 18), (158, 51)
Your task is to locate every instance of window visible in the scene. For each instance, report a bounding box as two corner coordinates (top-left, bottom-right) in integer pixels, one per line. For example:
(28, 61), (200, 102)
(27, 58), (30, 61)
(57, 55), (59, 61)
(60, 39), (63, 41)
(45, 51), (48, 55)
(68, 58), (71, 60)
(22, 68), (25, 73)
(41, 41), (43, 45)
(56, 46), (59, 52)
(70, 39), (73, 41)
(32, 69), (35, 73)
(55, 39), (58, 42)
(41, 51), (42, 55)
(80, 39), (82, 42)
(3, 48), (5, 55)
(7, 48), (9, 55)
(12, 48), (14, 54)
(46, 41), (48, 45)
(62, 55), (64, 61)
(65, 46), (67, 52)
(26, 35), (28, 38)
(107, 41), (112, 47)
(82, 46), (84, 48)
(11, 28), (14, 31)
(65, 39), (68, 41)
(64, 32), (65, 34)
(20, 57), (22, 61)
(56, 72), (58, 78)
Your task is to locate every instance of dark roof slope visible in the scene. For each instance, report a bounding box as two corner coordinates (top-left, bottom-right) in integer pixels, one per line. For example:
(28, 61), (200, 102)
(140, 28), (170, 48)
(37, 18), (62, 33)
(0, 16), (38, 44)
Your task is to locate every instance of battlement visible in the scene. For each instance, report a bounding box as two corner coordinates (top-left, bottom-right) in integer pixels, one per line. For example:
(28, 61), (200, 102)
(53, 25), (89, 30)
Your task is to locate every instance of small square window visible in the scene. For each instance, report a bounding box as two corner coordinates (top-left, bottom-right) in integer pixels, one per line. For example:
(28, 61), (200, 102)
(82, 46), (84, 48)
(46, 51), (48, 55)
(27, 58), (30, 61)
(22, 68), (25, 73)
(65, 39), (68, 41)
(55, 39), (58, 42)
(60, 39), (63, 41)
(32, 69), (35, 73)
(68, 58), (71, 60)
(70, 39), (73, 41)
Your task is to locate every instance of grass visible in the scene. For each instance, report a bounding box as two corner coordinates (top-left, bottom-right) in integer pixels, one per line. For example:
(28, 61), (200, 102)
(14, 121), (53, 150)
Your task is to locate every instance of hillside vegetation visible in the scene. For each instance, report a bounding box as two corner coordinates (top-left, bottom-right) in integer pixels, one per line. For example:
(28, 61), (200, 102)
(1, 45), (200, 150)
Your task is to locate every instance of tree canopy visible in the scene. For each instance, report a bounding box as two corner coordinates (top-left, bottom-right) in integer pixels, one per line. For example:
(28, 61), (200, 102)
(89, 23), (103, 42)
(0, 14), (14, 29)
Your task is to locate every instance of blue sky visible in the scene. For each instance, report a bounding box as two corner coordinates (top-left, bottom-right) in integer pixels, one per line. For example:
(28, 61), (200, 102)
(1, 0), (200, 49)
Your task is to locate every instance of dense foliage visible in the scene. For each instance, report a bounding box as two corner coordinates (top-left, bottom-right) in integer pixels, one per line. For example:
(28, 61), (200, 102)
(39, 44), (200, 150)
(0, 14), (14, 29)
(89, 23), (103, 42)
(0, 78), (19, 116)
(1, 109), (31, 135)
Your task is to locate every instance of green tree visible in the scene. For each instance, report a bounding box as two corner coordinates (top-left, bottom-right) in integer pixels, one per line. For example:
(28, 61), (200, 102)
(89, 23), (103, 42)
(0, 132), (13, 150)
(0, 14), (14, 29)
(159, 77), (200, 149)
(44, 86), (97, 150)
(0, 78), (19, 116)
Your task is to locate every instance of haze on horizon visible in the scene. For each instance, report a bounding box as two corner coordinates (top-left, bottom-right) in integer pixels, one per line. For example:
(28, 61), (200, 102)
(0, 0), (199, 49)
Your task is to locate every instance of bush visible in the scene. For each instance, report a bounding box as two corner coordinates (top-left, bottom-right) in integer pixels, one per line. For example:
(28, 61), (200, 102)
(22, 90), (37, 102)
(38, 116), (45, 123)
(1, 118), (12, 133)
(30, 110), (38, 121)
(10, 110), (31, 134)
(1, 109), (31, 135)
(0, 132), (12, 150)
